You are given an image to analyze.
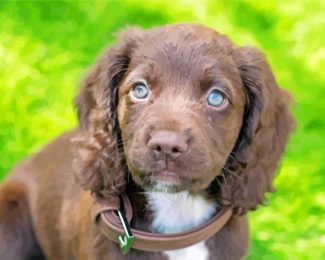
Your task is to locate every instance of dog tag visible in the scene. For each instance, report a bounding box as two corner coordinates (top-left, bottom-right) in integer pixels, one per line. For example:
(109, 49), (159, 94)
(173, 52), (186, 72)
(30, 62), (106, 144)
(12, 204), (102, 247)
(117, 210), (134, 254)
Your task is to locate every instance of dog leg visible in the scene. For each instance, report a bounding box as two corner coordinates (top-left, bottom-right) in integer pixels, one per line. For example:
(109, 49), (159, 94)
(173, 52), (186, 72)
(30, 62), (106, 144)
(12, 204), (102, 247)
(0, 181), (44, 260)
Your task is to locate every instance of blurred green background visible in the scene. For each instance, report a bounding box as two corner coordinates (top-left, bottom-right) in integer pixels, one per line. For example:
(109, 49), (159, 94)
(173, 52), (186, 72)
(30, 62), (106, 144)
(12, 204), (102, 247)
(0, 0), (324, 259)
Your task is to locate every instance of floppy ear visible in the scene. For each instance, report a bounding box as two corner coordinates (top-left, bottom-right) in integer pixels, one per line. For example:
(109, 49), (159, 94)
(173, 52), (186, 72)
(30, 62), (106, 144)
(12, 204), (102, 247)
(73, 28), (143, 197)
(220, 47), (295, 215)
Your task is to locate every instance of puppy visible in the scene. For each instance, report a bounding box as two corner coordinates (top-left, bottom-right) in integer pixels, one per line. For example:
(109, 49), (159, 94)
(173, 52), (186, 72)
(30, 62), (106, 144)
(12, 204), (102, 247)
(0, 24), (294, 260)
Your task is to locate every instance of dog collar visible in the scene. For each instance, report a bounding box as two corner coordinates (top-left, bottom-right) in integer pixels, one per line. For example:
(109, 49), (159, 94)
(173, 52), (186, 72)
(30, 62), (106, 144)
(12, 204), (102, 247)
(91, 193), (232, 254)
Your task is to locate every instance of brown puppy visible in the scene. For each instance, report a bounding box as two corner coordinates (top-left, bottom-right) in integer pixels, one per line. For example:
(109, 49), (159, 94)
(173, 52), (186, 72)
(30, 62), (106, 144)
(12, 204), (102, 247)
(0, 24), (294, 260)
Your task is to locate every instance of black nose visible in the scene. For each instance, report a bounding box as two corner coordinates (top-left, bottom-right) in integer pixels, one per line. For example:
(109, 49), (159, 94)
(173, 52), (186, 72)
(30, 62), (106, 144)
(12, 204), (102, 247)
(148, 131), (188, 159)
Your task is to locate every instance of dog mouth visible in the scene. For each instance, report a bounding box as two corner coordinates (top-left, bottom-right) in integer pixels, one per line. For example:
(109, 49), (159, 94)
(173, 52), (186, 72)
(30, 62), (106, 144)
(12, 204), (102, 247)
(129, 155), (208, 192)
(137, 169), (196, 193)
(151, 170), (182, 184)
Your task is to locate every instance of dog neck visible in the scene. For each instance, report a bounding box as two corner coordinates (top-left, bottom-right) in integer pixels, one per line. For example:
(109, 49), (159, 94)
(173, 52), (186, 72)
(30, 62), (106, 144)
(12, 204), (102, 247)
(125, 186), (219, 259)
(145, 191), (218, 234)
(126, 180), (218, 233)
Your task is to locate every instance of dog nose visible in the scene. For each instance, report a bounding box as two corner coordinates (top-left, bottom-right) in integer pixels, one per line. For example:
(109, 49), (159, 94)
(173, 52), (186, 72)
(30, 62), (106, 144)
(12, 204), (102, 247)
(148, 131), (188, 159)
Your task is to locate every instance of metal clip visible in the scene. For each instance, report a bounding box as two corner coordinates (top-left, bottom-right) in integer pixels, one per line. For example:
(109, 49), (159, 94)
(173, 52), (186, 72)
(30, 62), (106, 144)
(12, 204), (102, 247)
(117, 210), (134, 254)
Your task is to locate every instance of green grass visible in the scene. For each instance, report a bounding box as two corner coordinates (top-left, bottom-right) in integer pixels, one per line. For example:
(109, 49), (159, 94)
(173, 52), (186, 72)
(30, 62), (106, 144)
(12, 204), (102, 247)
(0, 1), (324, 259)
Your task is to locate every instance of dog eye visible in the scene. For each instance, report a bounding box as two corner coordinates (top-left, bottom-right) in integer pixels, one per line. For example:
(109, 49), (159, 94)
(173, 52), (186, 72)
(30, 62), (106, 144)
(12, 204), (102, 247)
(207, 89), (226, 108)
(131, 83), (148, 99)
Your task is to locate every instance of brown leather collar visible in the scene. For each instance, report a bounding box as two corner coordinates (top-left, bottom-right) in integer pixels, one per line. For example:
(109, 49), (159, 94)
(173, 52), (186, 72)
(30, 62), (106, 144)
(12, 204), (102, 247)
(91, 193), (232, 253)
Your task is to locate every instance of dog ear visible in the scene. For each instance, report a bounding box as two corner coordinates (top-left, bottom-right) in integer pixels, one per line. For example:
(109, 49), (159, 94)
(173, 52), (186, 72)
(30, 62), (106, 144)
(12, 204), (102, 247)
(73, 28), (143, 197)
(220, 47), (295, 215)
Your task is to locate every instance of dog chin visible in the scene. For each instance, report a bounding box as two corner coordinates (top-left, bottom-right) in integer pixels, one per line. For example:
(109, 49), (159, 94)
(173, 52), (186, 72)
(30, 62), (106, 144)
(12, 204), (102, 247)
(146, 181), (182, 193)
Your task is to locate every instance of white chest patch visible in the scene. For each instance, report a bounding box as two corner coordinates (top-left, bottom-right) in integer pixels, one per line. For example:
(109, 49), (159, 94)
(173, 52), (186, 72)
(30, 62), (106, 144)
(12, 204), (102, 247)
(146, 191), (218, 260)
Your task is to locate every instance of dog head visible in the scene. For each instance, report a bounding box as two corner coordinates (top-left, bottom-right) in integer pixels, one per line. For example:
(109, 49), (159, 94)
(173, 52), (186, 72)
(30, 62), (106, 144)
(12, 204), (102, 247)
(74, 24), (294, 214)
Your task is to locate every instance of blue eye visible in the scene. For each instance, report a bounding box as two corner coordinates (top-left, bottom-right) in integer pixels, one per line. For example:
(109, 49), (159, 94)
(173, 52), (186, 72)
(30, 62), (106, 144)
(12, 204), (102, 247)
(207, 90), (226, 107)
(132, 83), (148, 99)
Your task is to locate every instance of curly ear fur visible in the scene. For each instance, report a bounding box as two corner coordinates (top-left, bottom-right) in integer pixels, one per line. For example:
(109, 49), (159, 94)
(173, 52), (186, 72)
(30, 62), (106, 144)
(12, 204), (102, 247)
(73, 28), (143, 197)
(220, 47), (295, 215)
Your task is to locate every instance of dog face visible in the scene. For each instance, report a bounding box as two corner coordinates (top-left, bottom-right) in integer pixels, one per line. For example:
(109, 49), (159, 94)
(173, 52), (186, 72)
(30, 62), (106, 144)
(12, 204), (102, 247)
(117, 26), (246, 192)
(74, 24), (294, 214)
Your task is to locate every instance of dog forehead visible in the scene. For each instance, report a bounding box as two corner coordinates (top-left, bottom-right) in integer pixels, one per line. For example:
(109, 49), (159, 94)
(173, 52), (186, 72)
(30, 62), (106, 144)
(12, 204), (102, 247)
(127, 26), (236, 81)
(135, 30), (229, 62)
(120, 25), (244, 102)
(128, 49), (228, 89)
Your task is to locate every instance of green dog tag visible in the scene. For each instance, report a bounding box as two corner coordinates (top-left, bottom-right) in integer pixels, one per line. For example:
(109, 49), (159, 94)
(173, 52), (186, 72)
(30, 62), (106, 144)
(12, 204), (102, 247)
(117, 210), (134, 254)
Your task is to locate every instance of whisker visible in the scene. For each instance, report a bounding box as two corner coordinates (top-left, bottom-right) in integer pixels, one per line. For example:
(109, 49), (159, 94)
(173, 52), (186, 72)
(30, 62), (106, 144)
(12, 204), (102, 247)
(222, 167), (235, 186)
(221, 172), (230, 200)
(223, 165), (242, 181)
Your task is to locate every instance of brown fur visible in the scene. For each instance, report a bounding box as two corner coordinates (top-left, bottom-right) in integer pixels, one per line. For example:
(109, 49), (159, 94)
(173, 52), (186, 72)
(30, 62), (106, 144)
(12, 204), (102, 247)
(0, 24), (294, 259)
